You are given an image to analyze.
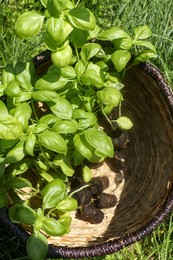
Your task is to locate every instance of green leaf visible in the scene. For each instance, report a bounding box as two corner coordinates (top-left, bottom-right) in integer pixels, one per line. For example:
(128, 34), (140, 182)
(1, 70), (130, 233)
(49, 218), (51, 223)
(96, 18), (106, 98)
(116, 116), (133, 130)
(51, 45), (72, 68)
(2, 64), (15, 87)
(39, 130), (67, 155)
(85, 128), (114, 158)
(72, 109), (97, 129)
(81, 63), (104, 88)
(81, 43), (102, 62)
(53, 154), (75, 176)
(96, 27), (130, 41)
(5, 141), (25, 164)
(41, 0), (48, 7)
(73, 133), (93, 160)
(46, 17), (73, 46)
(111, 50), (131, 72)
(0, 188), (8, 208)
(0, 162), (5, 178)
(39, 114), (58, 126)
(26, 233), (48, 260)
(42, 218), (67, 236)
(67, 7), (96, 31)
(5, 158), (31, 177)
(15, 91), (32, 103)
(52, 120), (78, 134)
(34, 71), (67, 91)
(113, 36), (132, 50)
(48, 97), (73, 119)
(9, 204), (36, 225)
(0, 100), (9, 117)
(60, 66), (77, 79)
(15, 11), (44, 38)
(0, 115), (23, 140)
(9, 177), (32, 189)
(75, 61), (85, 77)
(133, 40), (157, 53)
(10, 103), (32, 130)
(42, 178), (66, 209)
(56, 196), (77, 212)
(82, 165), (92, 182)
(34, 124), (48, 134)
(15, 62), (35, 91)
(134, 25), (152, 40)
(25, 134), (36, 156)
(47, 0), (67, 18)
(5, 80), (21, 97)
(133, 50), (157, 64)
(96, 87), (121, 106)
(32, 90), (59, 101)
(71, 28), (89, 48)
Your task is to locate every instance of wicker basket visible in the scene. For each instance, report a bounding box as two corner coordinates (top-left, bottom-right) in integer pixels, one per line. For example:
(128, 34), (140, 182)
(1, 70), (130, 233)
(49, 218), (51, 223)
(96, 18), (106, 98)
(0, 58), (173, 259)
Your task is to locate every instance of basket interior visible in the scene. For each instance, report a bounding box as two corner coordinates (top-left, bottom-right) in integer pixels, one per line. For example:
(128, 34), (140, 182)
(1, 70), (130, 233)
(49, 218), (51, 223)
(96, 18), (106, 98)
(44, 65), (173, 247)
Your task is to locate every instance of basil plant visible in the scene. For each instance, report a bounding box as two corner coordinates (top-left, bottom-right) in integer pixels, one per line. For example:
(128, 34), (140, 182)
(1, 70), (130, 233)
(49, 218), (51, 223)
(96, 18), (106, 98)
(0, 0), (157, 259)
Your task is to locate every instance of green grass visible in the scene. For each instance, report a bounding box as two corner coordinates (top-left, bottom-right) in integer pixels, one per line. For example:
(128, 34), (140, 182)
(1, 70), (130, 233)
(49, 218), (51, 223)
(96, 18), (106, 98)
(0, 0), (173, 259)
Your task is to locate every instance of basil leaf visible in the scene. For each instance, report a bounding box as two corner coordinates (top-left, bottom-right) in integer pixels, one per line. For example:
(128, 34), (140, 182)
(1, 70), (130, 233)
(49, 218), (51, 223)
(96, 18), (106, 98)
(38, 114), (58, 126)
(42, 218), (66, 236)
(5, 80), (21, 97)
(52, 120), (78, 134)
(15, 11), (44, 38)
(48, 97), (73, 119)
(34, 71), (67, 91)
(81, 63), (104, 88)
(32, 90), (59, 102)
(10, 103), (32, 130)
(26, 233), (48, 260)
(5, 141), (25, 164)
(9, 177), (32, 189)
(81, 43), (102, 62)
(82, 165), (92, 182)
(56, 196), (77, 212)
(9, 204), (36, 225)
(133, 40), (157, 53)
(97, 87), (121, 106)
(116, 116), (133, 130)
(42, 179), (66, 209)
(75, 60), (85, 77)
(2, 64), (15, 87)
(15, 62), (35, 91)
(53, 154), (75, 176)
(47, 0), (67, 18)
(0, 100), (9, 117)
(25, 134), (36, 156)
(67, 7), (96, 31)
(111, 50), (131, 72)
(134, 25), (152, 40)
(46, 17), (73, 46)
(60, 66), (77, 79)
(74, 111), (97, 130)
(73, 133), (93, 160)
(39, 130), (67, 155)
(71, 28), (89, 48)
(133, 50), (157, 64)
(113, 36), (132, 50)
(85, 128), (114, 158)
(0, 115), (23, 140)
(96, 27), (130, 41)
(0, 162), (5, 178)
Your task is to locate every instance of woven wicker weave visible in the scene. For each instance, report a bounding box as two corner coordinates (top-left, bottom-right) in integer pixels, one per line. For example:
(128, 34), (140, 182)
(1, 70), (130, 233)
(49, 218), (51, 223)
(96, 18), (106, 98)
(0, 60), (173, 259)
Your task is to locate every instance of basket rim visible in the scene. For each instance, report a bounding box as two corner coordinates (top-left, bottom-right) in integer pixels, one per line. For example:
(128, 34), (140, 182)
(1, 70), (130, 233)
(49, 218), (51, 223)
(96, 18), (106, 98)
(0, 62), (173, 259)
